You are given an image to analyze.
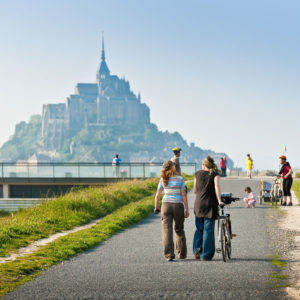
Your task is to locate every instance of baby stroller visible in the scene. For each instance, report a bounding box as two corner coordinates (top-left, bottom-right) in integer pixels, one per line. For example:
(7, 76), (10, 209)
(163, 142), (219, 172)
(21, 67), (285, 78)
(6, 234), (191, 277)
(259, 179), (272, 204)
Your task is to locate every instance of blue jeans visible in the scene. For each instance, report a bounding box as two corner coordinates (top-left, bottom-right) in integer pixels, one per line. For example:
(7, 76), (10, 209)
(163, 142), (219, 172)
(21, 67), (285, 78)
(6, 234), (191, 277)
(221, 168), (226, 177)
(193, 217), (215, 260)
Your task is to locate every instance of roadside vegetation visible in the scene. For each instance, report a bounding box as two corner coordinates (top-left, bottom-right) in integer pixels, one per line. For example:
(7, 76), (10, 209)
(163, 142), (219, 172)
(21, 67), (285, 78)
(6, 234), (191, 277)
(0, 210), (10, 218)
(269, 255), (289, 288)
(0, 194), (157, 296)
(292, 180), (300, 203)
(0, 179), (158, 257)
(185, 181), (194, 191)
(182, 172), (194, 181)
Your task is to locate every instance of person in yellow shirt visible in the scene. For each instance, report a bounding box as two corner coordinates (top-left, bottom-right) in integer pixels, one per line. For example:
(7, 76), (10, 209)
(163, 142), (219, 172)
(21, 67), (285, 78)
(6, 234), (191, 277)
(246, 154), (253, 178)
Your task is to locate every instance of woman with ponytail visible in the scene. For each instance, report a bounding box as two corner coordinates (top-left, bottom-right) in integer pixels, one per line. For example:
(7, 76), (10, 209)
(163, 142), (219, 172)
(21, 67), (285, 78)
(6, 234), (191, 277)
(154, 160), (189, 261)
(193, 156), (223, 260)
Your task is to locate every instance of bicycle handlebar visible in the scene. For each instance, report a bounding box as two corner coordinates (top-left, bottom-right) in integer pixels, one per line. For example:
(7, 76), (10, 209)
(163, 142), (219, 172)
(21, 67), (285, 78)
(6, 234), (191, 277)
(231, 197), (241, 201)
(219, 197), (241, 208)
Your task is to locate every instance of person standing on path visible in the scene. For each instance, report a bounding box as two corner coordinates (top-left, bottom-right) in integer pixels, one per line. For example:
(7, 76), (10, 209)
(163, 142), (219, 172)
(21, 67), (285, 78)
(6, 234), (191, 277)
(223, 156), (227, 176)
(278, 155), (293, 206)
(154, 160), (189, 261)
(112, 154), (121, 177)
(246, 154), (253, 178)
(171, 147), (181, 175)
(193, 156), (222, 261)
(219, 157), (226, 177)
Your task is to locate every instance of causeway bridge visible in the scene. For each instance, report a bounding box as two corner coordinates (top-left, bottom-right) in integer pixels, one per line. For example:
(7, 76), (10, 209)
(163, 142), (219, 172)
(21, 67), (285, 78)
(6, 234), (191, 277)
(0, 162), (196, 211)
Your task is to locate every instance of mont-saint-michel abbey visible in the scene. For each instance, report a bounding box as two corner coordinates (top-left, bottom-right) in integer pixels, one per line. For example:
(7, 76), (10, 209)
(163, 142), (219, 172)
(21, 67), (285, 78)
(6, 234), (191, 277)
(42, 38), (150, 150)
(0, 36), (232, 166)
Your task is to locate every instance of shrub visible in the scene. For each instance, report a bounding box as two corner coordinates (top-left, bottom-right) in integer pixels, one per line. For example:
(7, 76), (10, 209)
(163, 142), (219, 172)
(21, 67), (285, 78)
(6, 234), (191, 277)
(0, 210), (10, 218)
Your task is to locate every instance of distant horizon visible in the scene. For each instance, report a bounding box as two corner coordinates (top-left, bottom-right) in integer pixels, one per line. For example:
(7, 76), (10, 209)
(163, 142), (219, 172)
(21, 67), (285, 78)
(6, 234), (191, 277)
(1, 0), (300, 170)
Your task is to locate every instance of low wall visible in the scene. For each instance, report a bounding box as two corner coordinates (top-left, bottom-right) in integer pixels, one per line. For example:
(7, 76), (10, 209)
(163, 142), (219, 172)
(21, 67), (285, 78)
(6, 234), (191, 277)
(0, 198), (48, 212)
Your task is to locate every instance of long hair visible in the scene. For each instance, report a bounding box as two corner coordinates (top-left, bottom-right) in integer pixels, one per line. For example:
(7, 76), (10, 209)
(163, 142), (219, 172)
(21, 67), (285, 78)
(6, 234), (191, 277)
(202, 156), (219, 175)
(161, 160), (175, 187)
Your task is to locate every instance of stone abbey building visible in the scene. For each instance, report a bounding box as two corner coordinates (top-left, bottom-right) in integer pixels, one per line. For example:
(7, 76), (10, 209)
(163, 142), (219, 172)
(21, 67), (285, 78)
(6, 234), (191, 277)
(42, 38), (150, 150)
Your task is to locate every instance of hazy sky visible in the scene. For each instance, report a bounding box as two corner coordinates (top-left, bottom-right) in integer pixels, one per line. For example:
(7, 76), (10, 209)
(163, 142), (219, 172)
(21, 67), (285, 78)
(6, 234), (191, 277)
(0, 0), (300, 170)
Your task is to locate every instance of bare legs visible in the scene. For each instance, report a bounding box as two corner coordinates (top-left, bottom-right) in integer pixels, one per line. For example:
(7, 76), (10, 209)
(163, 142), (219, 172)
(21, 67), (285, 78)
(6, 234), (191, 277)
(247, 170), (252, 179)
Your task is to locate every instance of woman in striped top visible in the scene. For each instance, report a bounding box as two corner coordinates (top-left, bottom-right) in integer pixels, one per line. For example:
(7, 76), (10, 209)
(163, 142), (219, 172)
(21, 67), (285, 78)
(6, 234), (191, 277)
(154, 160), (189, 261)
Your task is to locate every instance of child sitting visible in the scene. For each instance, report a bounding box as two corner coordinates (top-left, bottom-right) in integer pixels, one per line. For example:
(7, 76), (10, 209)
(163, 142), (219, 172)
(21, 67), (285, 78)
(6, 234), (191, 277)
(244, 187), (256, 208)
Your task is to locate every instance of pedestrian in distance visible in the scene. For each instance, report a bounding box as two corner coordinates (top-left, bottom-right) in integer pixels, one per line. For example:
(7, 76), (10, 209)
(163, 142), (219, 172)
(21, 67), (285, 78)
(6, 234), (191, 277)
(219, 157), (226, 177)
(154, 160), (189, 261)
(171, 147), (189, 194)
(171, 147), (181, 175)
(246, 154), (253, 178)
(244, 187), (256, 208)
(112, 154), (121, 177)
(223, 156), (227, 176)
(278, 155), (293, 206)
(193, 156), (223, 261)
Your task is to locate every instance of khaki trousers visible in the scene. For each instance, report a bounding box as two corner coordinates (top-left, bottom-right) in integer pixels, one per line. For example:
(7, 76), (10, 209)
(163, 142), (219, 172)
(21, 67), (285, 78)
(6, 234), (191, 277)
(161, 202), (187, 259)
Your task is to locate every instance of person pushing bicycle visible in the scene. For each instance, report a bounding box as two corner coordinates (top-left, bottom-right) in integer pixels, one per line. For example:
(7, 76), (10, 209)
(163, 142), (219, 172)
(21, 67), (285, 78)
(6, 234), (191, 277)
(278, 155), (293, 206)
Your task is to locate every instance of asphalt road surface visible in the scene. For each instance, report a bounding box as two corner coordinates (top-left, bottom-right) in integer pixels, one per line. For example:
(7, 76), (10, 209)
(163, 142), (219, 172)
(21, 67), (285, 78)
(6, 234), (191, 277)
(4, 178), (287, 300)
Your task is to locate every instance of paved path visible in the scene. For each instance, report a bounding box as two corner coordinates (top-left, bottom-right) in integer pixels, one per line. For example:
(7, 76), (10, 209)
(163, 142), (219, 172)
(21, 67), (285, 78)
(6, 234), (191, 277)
(4, 178), (287, 300)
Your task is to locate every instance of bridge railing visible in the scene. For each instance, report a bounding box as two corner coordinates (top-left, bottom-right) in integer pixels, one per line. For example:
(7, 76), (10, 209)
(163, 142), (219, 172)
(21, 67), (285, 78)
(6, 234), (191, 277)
(0, 162), (196, 180)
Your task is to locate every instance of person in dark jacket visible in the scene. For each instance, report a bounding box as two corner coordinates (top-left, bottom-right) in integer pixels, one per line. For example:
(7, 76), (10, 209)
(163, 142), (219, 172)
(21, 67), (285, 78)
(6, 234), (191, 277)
(193, 156), (222, 260)
(278, 155), (293, 206)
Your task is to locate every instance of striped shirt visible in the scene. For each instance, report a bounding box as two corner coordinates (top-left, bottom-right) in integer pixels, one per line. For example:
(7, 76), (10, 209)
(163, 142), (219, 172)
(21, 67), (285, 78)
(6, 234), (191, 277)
(157, 175), (186, 203)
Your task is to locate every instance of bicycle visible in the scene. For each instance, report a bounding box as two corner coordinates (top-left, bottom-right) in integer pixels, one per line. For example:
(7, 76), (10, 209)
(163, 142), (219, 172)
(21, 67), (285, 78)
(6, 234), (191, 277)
(217, 193), (240, 262)
(270, 176), (282, 206)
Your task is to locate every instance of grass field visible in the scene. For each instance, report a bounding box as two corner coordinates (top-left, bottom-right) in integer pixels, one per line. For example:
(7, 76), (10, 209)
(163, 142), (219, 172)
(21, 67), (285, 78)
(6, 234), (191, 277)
(0, 179), (158, 257)
(292, 180), (300, 203)
(182, 172), (194, 181)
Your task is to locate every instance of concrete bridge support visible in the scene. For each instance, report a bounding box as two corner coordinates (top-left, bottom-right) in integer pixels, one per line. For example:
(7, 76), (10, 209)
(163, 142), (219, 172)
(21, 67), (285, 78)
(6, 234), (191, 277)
(3, 183), (10, 198)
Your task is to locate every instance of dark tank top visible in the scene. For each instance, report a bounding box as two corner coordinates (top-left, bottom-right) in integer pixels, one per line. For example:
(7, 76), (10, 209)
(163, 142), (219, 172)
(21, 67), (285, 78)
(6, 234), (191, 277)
(194, 170), (219, 220)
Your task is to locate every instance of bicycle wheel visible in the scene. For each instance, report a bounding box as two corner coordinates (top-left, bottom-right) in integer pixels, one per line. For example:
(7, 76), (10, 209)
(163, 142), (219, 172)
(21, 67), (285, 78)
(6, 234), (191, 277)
(279, 190), (283, 205)
(274, 185), (279, 206)
(226, 223), (232, 259)
(270, 190), (274, 206)
(220, 222), (227, 262)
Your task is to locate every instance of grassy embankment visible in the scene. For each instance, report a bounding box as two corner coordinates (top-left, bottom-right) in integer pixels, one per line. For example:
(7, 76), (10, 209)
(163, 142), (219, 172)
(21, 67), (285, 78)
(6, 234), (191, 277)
(0, 193), (157, 296)
(0, 176), (194, 296)
(182, 172), (194, 181)
(292, 180), (300, 203)
(0, 179), (158, 257)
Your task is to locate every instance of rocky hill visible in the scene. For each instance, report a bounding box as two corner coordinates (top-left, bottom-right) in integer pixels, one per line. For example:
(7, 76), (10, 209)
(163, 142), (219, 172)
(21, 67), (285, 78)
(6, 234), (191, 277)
(0, 114), (233, 169)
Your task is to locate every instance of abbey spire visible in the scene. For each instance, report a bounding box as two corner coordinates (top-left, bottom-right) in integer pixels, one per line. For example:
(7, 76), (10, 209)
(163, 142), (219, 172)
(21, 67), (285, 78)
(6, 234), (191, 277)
(97, 34), (110, 84)
(101, 34), (106, 61)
